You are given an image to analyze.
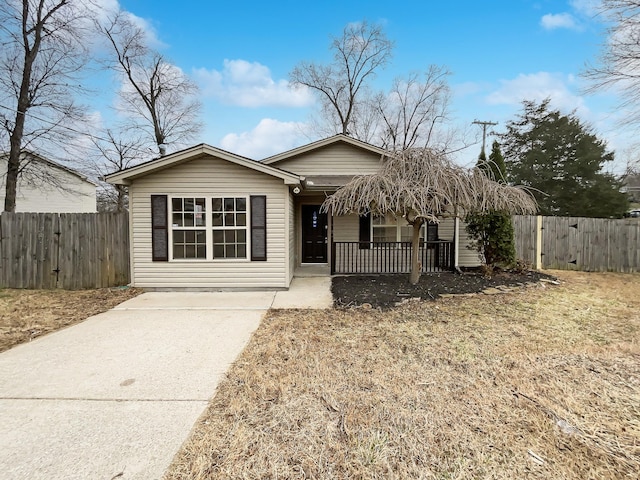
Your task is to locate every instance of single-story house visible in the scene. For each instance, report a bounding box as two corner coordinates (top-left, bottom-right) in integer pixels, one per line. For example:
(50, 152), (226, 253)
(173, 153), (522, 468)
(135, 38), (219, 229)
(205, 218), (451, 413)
(106, 135), (480, 289)
(1, 150), (97, 213)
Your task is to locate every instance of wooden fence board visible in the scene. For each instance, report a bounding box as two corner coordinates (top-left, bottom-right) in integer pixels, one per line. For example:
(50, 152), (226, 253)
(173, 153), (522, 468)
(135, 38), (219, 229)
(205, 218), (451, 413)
(0, 212), (130, 289)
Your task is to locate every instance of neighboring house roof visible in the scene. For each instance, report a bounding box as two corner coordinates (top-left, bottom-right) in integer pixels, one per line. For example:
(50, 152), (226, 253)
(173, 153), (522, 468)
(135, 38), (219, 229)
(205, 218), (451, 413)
(106, 143), (302, 185)
(0, 149), (97, 186)
(261, 134), (387, 165)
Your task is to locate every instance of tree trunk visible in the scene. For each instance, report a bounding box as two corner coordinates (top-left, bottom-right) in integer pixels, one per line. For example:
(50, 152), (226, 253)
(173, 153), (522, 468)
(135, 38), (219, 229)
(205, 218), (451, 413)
(409, 219), (424, 285)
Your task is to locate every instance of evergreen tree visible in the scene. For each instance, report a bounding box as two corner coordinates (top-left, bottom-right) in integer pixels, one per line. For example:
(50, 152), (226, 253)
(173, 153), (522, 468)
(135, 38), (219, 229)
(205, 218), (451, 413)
(466, 141), (516, 267)
(501, 99), (628, 218)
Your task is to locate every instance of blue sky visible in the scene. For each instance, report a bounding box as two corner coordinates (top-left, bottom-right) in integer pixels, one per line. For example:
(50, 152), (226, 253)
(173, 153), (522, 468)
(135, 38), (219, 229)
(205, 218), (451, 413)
(109, 0), (631, 171)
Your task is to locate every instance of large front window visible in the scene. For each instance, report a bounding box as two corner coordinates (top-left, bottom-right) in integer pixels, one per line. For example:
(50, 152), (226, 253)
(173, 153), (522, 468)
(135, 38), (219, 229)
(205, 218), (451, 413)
(170, 196), (249, 260)
(372, 214), (437, 242)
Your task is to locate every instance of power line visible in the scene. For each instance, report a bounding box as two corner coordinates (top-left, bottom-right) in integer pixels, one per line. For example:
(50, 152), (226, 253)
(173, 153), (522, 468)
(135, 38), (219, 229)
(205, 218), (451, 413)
(0, 103), (158, 159)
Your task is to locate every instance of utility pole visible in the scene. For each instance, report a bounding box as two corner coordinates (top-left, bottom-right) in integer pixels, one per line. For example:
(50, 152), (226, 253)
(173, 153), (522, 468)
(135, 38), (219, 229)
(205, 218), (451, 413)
(472, 120), (498, 155)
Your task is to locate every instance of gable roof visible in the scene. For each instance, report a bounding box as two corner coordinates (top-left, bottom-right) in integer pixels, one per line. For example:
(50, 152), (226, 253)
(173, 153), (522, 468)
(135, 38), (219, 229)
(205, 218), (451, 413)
(261, 134), (388, 165)
(1, 150), (97, 186)
(105, 143), (302, 185)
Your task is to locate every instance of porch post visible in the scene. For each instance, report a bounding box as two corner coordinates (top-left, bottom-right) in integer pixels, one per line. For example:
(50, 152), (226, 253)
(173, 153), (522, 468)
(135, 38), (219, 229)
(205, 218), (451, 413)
(453, 216), (460, 269)
(327, 206), (333, 270)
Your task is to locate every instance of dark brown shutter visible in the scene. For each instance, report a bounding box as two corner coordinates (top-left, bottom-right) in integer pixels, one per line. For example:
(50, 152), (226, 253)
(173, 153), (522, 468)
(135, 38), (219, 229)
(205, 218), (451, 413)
(250, 195), (267, 261)
(151, 195), (168, 261)
(359, 213), (371, 250)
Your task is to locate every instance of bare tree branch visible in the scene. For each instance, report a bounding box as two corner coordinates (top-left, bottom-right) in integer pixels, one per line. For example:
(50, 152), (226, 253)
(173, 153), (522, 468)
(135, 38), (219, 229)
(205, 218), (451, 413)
(582, 1), (640, 130)
(290, 21), (393, 135)
(97, 11), (202, 154)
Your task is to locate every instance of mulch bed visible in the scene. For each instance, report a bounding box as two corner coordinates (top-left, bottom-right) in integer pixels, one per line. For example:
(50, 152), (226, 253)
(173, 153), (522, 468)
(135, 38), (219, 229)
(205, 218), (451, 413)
(332, 270), (557, 309)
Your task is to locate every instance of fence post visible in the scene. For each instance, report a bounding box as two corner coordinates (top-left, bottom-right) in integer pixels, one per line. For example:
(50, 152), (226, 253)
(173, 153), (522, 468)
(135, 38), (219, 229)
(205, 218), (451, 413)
(535, 215), (543, 270)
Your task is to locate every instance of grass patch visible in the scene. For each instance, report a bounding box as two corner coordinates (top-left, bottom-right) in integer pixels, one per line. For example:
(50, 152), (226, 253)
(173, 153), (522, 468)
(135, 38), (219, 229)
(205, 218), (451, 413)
(166, 271), (639, 479)
(0, 287), (142, 352)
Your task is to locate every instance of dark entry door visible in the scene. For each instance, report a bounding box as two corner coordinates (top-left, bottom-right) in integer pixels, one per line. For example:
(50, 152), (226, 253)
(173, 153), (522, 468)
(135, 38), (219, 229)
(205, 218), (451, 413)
(301, 205), (328, 263)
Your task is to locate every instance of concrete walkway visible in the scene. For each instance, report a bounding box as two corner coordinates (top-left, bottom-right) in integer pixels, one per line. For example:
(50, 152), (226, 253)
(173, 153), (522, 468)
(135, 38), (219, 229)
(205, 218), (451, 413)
(0, 277), (331, 480)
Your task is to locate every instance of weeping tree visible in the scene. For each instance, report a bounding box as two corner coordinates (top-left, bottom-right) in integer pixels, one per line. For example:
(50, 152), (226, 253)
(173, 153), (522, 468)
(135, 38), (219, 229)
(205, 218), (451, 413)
(322, 149), (537, 284)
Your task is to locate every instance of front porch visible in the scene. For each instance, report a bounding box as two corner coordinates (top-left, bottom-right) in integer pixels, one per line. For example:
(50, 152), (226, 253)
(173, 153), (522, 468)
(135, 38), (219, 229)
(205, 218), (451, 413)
(290, 175), (464, 277)
(331, 240), (455, 274)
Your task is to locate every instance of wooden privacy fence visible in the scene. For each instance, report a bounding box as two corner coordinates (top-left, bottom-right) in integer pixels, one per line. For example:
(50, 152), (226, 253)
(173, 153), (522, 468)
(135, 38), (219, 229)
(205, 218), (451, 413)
(513, 215), (640, 273)
(0, 212), (130, 289)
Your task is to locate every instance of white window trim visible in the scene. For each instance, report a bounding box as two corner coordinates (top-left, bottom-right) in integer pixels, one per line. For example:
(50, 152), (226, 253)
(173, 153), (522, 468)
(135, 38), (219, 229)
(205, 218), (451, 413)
(168, 195), (251, 262)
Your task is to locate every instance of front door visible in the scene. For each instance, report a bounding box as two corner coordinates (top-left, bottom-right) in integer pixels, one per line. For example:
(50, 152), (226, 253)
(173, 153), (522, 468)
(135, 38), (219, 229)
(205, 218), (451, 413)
(301, 205), (328, 263)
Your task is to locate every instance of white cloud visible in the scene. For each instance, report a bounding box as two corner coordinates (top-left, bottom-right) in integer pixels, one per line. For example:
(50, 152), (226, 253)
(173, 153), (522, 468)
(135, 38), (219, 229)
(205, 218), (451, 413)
(220, 119), (310, 158)
(194, 60), (315, 108)
(570, 0), (600, 17)
(485, 72), (588, 116)
(540, 13), (582, 30)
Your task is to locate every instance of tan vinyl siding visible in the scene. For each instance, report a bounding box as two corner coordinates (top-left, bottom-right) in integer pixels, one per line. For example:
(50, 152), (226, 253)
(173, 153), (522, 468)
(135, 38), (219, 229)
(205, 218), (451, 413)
(438, 218), (481, 267)
(272, 143), (383, 176)
(332, 214), (360, 242)
(129, 155), (289, 288)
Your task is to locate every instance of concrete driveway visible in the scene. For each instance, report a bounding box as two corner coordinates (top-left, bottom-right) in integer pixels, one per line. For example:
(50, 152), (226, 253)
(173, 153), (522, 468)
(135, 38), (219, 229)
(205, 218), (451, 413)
(0, 278), (332, 479)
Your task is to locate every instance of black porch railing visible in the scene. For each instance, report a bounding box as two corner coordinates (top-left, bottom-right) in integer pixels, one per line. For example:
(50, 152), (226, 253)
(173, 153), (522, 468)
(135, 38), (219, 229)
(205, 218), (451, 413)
(331, 241), (454, 274)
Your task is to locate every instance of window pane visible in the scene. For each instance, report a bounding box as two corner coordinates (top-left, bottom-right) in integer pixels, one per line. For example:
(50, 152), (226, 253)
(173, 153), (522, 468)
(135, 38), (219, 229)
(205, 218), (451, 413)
(225, 244), (236, 258)
(197, 245), (206, 258)
(236, 213), (246, 226)
(183, 213), (194, 227)
(212, 197), (222, 211)
(195, 198), (206, 209)
(185, 245), (196, 258)
(213, 230), (224, 243)
(224, 213), (235, 226)
(212, 212), (223, 226)
(213, 245), (224, 258)
(173, 245), (184, 258)
(195, 201), (205, 225)
(373, 226), (396, 242)
(237, 229), (246, 242)
(172, 198), (182, 211)
(184, 198), (195, 212)
(196, 230), (206, 242)
(224, 198), (235, 211)
(400, 226), (413, 242)
(185, 230), (195, 243)
(224, 230), (236, 243)
(173, 230), (184, 243)
(236, 198), (246, 211)
(237, 244), (246, 258)
(172, 213), (182, 227)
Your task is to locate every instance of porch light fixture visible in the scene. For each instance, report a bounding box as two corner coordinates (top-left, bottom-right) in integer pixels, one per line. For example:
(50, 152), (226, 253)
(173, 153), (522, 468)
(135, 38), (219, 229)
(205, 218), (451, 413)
(293, 186), (301, 194)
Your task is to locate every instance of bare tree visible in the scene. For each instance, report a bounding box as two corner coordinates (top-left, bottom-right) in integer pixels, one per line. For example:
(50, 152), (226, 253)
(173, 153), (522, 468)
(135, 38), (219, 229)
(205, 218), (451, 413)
(322, 149), (537, 284)
(375, 67), (452, 151)
(89, 128), (149, 211)
(583, 1), (640, 129)
(290, 21), (393, 136)
(98, 11), (202, 155)
(0, 0), (91, 212)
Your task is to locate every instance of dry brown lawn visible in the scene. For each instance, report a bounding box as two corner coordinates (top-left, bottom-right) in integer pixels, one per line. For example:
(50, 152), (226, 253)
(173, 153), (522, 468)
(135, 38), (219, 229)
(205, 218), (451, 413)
(0, 287), (142, 352)
(166, 270), (640, 480)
